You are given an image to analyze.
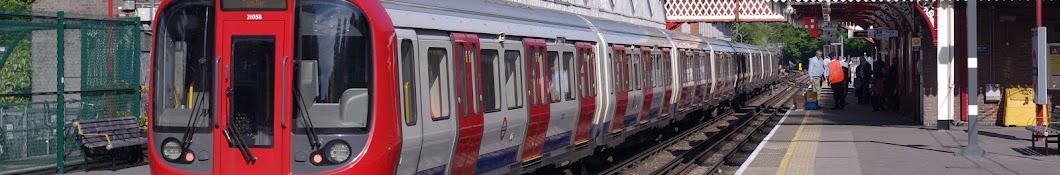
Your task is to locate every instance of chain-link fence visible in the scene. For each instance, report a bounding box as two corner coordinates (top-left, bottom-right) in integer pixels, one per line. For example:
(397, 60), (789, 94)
(0, 9), (140, 174)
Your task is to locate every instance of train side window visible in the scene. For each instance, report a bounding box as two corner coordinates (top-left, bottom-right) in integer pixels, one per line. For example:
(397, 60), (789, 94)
(655, 54), (661, 87)
(633, 53), (641, 90)
(400, 39), (417, 126)
(428, 47), (451, 120)
(469, 43), (480, 113)
(626, 53), (633, 91)
(610, 53), (617, 95)
(548, 51), (561, 103)
(481, 49), (501, 113)
(610, 53), (619, 94)
(579, 51), (588, 98)
(456, 44), (467, 116)
(705, 53), (712, 83)
(563, 51), (575, 101)
(622, 53), (628, 92)
(504, 50), (524, 109)
(588, 52), (596, 97)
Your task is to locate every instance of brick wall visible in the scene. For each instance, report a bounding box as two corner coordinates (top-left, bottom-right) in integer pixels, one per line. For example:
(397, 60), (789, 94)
(951, 2), (1060, 126)
(920, 20), (940, 126)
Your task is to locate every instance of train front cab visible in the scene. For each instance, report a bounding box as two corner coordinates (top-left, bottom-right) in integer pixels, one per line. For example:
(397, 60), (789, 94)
(148, 0), (399, 174)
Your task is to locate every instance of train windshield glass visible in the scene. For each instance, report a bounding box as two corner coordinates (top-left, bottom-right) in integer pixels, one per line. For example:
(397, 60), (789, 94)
(152, 0), (215, 132)
(294, 0), (372, 131)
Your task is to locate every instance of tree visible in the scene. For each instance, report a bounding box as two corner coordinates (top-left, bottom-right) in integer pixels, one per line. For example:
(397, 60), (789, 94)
(0, 0), (33, 104)
(0, 0), (32, 13)
(841, 30), (875, 57)
(733, 22), (821, 66)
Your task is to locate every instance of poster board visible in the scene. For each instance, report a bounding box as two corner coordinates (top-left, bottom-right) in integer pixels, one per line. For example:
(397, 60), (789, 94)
(1049, 43), (1060, 89)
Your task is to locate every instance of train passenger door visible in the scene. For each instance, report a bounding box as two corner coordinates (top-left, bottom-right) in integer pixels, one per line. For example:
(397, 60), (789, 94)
(218, 20), (287, 174)
(660, 49), (672, 117)
(573, 42), (595, 145)
(521, 38), (549, 164)
(395, 34), (425, 175)
(637, 47), (653, 124)
(609, 45), (627, 134)
(450, 33), (485, 175)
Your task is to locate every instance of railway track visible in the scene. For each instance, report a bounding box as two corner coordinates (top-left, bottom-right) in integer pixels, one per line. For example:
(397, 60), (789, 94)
(594, 75), (803, 175)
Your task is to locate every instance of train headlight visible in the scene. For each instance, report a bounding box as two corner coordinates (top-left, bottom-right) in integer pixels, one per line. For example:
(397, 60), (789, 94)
(161, 138), (183, 161)
(324, 140), (351, 163)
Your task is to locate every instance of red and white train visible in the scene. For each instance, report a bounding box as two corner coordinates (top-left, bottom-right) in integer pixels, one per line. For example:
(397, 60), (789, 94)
(147, 0), (781, 174)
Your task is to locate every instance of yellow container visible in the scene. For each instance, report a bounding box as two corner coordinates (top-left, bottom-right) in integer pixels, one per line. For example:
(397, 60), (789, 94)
(805, 91), (818, 103)
(1003, 86), (1049, 127)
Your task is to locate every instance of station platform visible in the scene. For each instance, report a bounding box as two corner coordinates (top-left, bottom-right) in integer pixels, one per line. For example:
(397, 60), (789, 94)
(736, 88), (1060, 175)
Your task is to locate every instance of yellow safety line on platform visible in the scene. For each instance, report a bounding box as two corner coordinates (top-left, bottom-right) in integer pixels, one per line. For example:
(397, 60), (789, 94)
(774, 109), (825, 175)
(774, 111), (809, 175)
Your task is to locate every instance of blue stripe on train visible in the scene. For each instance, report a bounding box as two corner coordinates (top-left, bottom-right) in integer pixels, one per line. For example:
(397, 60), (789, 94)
(473, 145), (519, 174)
(599, 121), (610, 136)
(414, 164), (446, 175)
(542, 131), (572, 153)
(623, 114), (637, 127)
(644, 108), (652, 119)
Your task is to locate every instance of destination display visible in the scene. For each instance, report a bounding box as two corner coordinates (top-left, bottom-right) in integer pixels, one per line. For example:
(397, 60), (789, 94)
(222, 0), (286, 10)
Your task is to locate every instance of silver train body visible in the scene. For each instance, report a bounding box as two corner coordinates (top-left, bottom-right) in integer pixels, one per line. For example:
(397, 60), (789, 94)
(384, 0), (781, 174)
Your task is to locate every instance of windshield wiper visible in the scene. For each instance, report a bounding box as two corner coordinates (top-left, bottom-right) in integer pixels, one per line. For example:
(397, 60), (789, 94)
(177, 9), (213, 151)
(224, 85), (256, 163)
(293, 61), (322, 149)
(179, 57), (210, 150)
(223, 123), (256, 162)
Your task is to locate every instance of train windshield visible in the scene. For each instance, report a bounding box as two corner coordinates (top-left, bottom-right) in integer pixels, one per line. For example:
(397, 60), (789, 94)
(293, 0), (372, 132)
(152, 1), (214, 132)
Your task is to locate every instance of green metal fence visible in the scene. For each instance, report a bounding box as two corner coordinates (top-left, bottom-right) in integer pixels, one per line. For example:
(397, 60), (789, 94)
(0, 9), (141, 174)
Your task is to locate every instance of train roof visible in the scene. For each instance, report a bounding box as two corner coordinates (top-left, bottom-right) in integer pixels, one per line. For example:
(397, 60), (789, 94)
(382, 0), (598, 42)
(582, 17), (670, 48)
(661, 30), (705, 51)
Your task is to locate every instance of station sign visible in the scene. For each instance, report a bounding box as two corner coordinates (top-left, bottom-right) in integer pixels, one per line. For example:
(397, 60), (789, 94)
(875, 30), (899, 38)
(911, 37), (922, 52)
(849, 30), (873, 38)
(222, 0), (287, 11)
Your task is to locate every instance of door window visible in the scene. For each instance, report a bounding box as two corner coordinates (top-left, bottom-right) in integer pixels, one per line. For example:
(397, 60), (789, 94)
(229, 36), (276, 147)
(428, 47), (451, 120)
(400, 39), (417, 126)
(504, 50), (523, 109)
(481, 49), (501, 113)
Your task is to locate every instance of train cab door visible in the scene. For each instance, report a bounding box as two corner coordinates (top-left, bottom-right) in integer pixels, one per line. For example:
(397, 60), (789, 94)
(520, 38), (549, 164)
(637, 47), (653, 124)
(218, 20), (288, 174)
(573, 42), (595, 145)
(450, 33), (485, 175)
(609, 45), (627, 134)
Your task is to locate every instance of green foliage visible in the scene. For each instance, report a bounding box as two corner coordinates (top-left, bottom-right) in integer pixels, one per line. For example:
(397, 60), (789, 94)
(0, 0), (32, 13)
(841, 30), (875, 57)
(732, 22), (822, 65)
(0, 38), (30, 104)
(0, 0), (33, 104)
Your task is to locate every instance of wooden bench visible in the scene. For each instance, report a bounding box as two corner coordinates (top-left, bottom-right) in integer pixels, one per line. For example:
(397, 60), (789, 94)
(1025, 125), (1059, 155)
(73, 116), (147, 170)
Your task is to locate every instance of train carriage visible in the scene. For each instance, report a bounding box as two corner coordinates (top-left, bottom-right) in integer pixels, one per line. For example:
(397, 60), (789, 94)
(147, 0), (781, 174)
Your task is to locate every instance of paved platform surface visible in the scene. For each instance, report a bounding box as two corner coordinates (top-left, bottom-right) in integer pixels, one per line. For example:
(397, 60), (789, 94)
(737, 88), (1060, 175)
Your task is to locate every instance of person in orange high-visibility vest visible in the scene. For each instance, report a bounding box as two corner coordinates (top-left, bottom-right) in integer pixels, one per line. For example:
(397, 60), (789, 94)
(826, 53), (848, 109)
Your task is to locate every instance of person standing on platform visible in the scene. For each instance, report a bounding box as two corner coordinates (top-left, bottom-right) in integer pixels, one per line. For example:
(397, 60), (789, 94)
(856, 56), (873, 104)
(826, 53), (847, 109)
(807, 50), (827, 95)
(885, 62), (900, 111)
(871, 58), (885, 111)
